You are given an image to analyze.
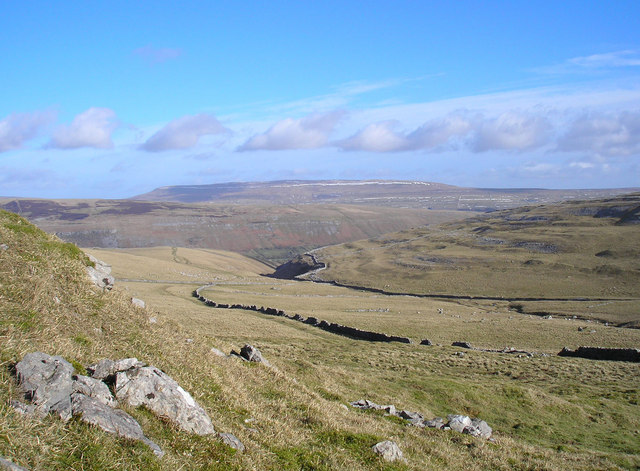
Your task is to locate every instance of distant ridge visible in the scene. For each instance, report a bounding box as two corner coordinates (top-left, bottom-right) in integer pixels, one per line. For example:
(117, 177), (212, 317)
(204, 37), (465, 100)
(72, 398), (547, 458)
(132, 179), (639, 211)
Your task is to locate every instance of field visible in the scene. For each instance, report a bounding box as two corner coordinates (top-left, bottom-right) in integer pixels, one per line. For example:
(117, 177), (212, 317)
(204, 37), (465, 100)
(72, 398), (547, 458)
(2, 196), (639, 470)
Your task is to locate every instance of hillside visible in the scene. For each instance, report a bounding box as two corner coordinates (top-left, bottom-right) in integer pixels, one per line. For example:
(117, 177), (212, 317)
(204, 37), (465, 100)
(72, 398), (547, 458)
(0, 199), (463, 267)
(297, 193), (640, 327)
(2, 211), (640, 469)
(133, 180), (638, 211)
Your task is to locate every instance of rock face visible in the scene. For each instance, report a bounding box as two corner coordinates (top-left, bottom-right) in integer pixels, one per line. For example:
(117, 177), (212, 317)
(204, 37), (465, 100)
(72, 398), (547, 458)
(372, 441), (404, 462)
(71, 393), (163, 457)
(86, 254), (114, 290)
(115, 366), (215, 435)
(15, 352), (75, 421)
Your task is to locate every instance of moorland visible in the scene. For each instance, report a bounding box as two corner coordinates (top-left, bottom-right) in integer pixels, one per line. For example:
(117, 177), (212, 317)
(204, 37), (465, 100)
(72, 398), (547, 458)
(0, 182), (639, 470)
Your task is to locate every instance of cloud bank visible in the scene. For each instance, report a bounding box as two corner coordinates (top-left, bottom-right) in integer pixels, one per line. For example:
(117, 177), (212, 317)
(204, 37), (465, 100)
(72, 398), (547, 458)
(141, 113), (227, 152)
(239, 111), (345, 151)
(0, 110), (55, 152)
(48, 107), (118, 149)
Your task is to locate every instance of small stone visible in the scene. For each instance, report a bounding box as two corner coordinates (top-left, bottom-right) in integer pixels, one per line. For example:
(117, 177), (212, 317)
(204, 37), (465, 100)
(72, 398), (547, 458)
(148, 317), (157, 324)
(0, 244), (8, 251)
(131, 298), (145, 308)
(372, 440), (405, 462)
(420, 339), (432, 346)
(185, 338), (194, 344)
(220, 433), (245, 452)
(210, 347), (227, 357)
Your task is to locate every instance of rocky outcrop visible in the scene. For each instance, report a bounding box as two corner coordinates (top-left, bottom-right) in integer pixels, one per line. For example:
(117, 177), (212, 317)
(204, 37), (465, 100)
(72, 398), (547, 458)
(238, 344), (270, 366)
(193, 286), (413, 344)
(558, 346), (640, 362)
(372, 441), (405, 462)
(10, 352), (235, 458)
(350, 399), (492, 439)
(86, 254), (114, 290)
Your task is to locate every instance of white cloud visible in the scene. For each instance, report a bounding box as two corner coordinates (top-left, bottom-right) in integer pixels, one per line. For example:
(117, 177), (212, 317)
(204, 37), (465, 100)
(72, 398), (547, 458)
(141, 114), (228, 152)
(48, 107), (118, 149)
(338, 111), (550, 153)
(0, 110), (55, 152)
(568, 50), (640, 69)
(471, 111), (551, 152)
(337, 121), (408, 152)
(133, 44), (182, 64)
(238, 111), (345, 151)
(557, 110), (640, 156)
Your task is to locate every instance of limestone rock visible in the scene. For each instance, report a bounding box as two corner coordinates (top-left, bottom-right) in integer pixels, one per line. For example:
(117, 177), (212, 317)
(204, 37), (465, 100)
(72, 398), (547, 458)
(15, 352), (75, 421)
(71, 393), (163, 457)
(210, 347), (227, 357)
(9, 400), (37, 416)
(372, 440), (405, 462)
(240, 344), (271, 366)
(447, 414), (472, 433)
(87, 358), (145, 381)
(86, 255), (114, 290)
(0, 456), (29, 471)
(424, 417), (446, 429)
(399, 410), (422, 421)
(115, 366), (215, 435)
(72, 375), (117, 407)
(0, 243), (8, 251)
(131, 298), (145, 308)
(463, 418), (492, 439)
(220, 433), (245, 452)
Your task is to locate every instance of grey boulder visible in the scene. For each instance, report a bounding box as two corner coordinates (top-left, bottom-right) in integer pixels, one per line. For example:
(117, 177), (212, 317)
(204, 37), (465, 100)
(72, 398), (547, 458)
(371, 440), (405, 462)
(240, 344), (271, 366)
(14, 352), (75, 421)
(447, 414), (472, 433)
(71, 393), (163, 457)
(115, 366), (215, 435)
(463, 418), (493, 439)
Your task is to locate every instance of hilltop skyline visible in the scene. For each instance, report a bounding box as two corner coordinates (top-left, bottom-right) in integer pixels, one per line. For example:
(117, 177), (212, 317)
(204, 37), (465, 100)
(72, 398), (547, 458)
(1, 1), (639, 198)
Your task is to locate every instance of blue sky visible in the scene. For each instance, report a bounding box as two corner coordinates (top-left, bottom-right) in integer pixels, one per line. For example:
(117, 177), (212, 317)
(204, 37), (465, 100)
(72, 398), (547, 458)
(1, 1), (639, 198)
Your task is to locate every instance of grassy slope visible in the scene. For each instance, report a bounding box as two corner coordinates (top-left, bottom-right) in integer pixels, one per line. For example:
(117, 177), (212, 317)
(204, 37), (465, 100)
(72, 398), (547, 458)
(310, 194), (640, 326)
(2, 211), (639, 470)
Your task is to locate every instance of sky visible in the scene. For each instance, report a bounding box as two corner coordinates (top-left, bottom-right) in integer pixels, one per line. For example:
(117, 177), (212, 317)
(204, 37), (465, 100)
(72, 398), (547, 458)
(1, 1), (639, 199)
